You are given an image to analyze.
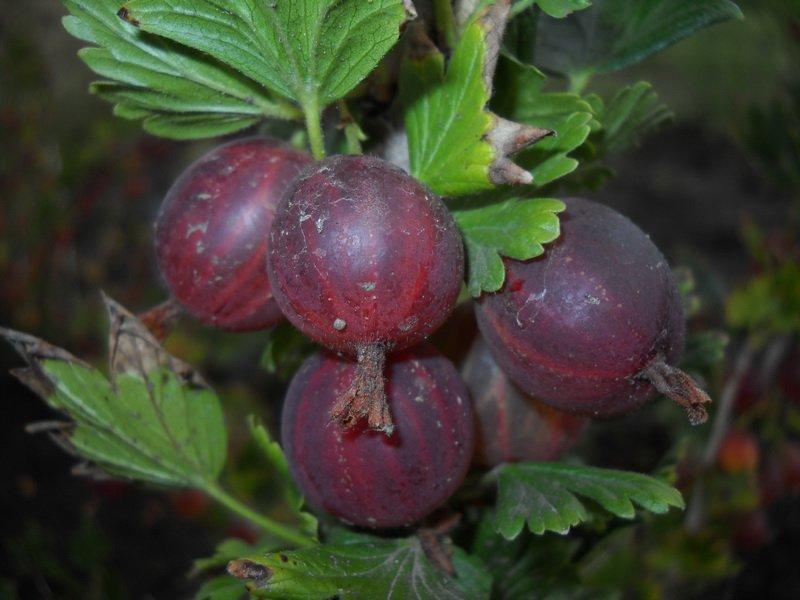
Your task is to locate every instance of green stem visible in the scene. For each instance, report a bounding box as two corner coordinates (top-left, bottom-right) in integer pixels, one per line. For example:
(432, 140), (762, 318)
(433, 0), (457, 49)
(302, 95), (326, 160)
(203, 482), (314, 548)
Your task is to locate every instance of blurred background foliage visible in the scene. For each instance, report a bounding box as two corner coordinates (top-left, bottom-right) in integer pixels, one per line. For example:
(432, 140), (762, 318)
(1, 0), (800, 598)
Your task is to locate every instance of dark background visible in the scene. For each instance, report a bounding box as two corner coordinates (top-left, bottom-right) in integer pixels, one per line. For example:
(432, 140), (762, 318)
(1, 1), (799, 598)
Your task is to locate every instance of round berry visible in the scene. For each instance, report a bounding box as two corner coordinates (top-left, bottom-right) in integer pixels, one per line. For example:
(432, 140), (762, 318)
(717, 429), (760, 473)
(281, 345), (474, 529)
(269, 155), (464, 432)
(475, 197), (710, 422)
(462, 336), (587, 466)
(155, 137), (312, 331)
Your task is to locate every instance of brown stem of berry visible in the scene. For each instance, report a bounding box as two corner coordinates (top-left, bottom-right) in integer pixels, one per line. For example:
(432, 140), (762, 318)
(418, 513), (461, 576)
(137, 298), (182, 341)
(640, 356), (712, 425)
(330, 343), (394, 435)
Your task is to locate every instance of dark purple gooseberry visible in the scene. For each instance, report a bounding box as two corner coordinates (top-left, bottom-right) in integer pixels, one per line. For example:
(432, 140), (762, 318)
(268, 155), (464, 433)
(155, 137), (312, 331)
(475, 197), (711, 423)
(281, 345), (474, 529)
(462, 336), (587, 466)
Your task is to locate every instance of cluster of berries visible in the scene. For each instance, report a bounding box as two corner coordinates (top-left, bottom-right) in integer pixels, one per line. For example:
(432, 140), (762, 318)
(155, 137), (704, 528)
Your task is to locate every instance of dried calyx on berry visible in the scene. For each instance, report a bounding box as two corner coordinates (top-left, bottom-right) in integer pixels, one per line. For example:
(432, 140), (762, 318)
(475, 197), (712, 423)
(281, 344), (475, 528)
(268, 155), (464, 434)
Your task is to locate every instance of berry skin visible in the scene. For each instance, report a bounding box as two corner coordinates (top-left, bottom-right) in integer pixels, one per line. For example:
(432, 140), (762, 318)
(462, 336), (587, 466)
(268, 155), (464, 432)
(281, 345), (474, 529)
(475, 197), (710, 422)
(155, 137), (312, 332)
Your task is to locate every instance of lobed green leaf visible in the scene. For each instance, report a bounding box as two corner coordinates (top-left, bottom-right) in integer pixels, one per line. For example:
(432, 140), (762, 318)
(493, 462), (684, 539)
(61, 0), (294, 137)
(1, 298), (227, 488)
(453, 197), (564, 296)
(533, 0), (744, 79)
(121, 0), (411, 107)
(493, 54), (594, 186)
(402, 20), (496, 196)
(596, 81), (673, 154)
(230, 531), (491, 599)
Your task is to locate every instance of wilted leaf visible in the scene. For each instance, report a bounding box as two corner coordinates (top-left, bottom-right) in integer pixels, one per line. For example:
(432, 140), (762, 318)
(1, 295), (226, 487)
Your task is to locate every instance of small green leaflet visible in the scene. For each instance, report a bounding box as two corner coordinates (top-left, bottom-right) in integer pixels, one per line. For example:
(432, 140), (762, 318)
(510, 0), (592, 19)
(726, 261), (800, 338)
(249, 417), (318, 539)
(121, 0), (412, 110)
(681, 331), (729, 376)
(534, 0), (743, 79)
(594, 81), (672, 154)
(1, 296), (227, 487)
(402, 20), (494, 196)
(61, 0), (296, 139)
(472, 515), (590, 599)
(454, 197), (564, 296)
(493, 462), (684, 539)
(229, 531), (491, 599)
(259, 322), (316, 381)
(493, 54), (594, 186)
(402, 9), (550, 196)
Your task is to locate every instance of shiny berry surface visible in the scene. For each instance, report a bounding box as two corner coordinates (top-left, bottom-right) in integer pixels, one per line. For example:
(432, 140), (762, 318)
(268, 155), (464, 355)
(476, 197), (685, 418)
(462, 337), (587, 466)
(155, 137), (312, 331)
(281, 345), (474, 528)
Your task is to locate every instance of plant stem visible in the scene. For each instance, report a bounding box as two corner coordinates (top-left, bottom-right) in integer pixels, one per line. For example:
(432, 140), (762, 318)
(203, 482), (315, 547)
(302, 95), (325, 160)
(684, 339), (756, 532)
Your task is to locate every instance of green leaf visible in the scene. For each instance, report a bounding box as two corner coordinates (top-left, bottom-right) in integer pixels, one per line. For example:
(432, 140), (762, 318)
(1, 296), (226, 487)
(259, 322), (316, 381)
(534, 0), (743, 78)
(493, 462), (684, 539)
(453, 197), (564, 296)
(681, 331), (729, 375)
(249, 417), (318, 539)
(402, 20), (494, 196)
(597, 81), (672, 154)
(511, 0), (592, 19)
(402, 10), (551, 196)
(121, 0), (412, 108)
(61, 0), (297, 137)
(196, 575), (247, 600)
(141, 113), (261, 140)
(493, 54), (594, 187)
(726, 261), (800, 338)
(229, 532), (491, 599)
